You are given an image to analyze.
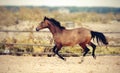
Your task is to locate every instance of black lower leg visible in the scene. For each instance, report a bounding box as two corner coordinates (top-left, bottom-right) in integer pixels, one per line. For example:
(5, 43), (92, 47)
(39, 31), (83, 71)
(92, 44), (96, 58)
(56, 49), (65, 61)
(56, 52), (65, 60)
(83, 47), (90, 57)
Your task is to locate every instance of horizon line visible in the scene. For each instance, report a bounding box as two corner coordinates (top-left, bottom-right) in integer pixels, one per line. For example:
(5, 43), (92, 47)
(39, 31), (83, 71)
(0, 5), (120, 8)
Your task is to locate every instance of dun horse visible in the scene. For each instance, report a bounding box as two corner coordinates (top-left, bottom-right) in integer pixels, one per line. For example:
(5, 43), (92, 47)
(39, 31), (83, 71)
(36, 16), (108, 61)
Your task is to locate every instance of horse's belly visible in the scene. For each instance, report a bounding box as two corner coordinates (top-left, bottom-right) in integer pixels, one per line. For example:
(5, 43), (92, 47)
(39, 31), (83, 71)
(62, 42), (75, 46)
(61, 39), (80, 46)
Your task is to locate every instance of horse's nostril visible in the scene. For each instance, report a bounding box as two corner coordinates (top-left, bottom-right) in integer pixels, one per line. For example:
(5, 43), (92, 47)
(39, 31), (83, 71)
(36, 28), (39, 31)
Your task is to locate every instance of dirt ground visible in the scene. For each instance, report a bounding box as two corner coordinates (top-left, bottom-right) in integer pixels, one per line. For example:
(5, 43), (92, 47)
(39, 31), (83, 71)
(0, 55), (120, 73)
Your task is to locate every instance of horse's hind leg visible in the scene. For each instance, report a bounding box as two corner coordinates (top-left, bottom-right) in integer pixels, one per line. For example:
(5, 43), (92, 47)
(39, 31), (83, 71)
(79, 44), (90, 63)
(88, 42), (96, 59)
(79, 44), (90, 56)
(83, 47), (90, 57)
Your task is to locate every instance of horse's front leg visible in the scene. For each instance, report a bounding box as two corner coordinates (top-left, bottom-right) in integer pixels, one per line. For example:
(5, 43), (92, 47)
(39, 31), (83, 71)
(56, 45), (66, 61)
(56, 47), (66, 61)
(52, 44), (66, 61)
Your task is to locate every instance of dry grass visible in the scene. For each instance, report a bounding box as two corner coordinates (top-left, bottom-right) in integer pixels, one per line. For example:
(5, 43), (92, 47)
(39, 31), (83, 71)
(0, 6), (120, 27)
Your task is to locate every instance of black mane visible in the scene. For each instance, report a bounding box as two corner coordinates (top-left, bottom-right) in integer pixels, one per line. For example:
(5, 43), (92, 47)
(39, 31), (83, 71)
(49, 18), (65, 29)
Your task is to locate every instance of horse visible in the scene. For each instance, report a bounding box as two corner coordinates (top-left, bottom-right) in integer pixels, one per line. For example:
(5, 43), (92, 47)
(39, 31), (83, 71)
(36, 16), (108, 61)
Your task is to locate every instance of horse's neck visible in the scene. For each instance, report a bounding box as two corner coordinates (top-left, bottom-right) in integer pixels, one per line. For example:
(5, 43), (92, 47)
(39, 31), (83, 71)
(48, 24), (63, 35)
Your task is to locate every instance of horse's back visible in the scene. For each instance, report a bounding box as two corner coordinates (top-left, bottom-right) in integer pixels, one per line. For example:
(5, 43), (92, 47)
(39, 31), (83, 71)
(60, 27), (92, 46)
(70, 27), (91, 36)
(64, 27), (90, 33)
(63, 27), (91, 38)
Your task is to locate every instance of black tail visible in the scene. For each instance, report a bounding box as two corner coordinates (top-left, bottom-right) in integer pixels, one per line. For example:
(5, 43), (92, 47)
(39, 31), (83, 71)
(91, 31), (108, 45)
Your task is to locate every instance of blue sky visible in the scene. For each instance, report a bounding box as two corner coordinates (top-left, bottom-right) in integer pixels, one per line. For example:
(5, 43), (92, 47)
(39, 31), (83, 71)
(0, 0), (120, 7)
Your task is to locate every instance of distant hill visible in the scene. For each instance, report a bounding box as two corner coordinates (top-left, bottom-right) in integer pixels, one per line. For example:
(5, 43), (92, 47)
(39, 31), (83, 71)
(41, 6), (120, 13)
(4, 6), (120, 13)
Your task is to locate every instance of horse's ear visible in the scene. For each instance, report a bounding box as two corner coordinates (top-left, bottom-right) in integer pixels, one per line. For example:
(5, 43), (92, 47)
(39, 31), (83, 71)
(44, 16), (48, 21)
(44, 16), (46, 21)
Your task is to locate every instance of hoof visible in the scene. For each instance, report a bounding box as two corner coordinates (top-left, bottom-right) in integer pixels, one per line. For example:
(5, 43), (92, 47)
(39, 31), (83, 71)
(79, 56), (84, 64)
(63, 58), (66, 61)
(78, 59), (84, 64)
(93, 55), (96, 59)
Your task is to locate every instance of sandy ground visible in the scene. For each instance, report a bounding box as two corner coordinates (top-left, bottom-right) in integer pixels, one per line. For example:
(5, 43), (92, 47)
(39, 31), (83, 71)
(0, 55), (120, 73)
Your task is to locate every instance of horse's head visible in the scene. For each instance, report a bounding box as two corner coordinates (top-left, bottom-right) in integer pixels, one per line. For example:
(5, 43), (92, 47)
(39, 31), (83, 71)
(36, 16), (65, 31)
(36, 16), (50, 31)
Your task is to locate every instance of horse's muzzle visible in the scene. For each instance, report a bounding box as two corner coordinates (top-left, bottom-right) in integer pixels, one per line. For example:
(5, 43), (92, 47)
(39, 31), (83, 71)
(36, 28), (39, 31)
